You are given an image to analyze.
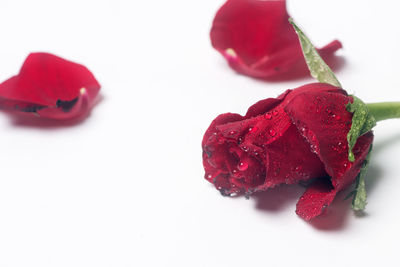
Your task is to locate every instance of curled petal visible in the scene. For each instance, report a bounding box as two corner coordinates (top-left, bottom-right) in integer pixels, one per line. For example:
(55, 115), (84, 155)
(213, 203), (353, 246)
(0, 53), (101, 120)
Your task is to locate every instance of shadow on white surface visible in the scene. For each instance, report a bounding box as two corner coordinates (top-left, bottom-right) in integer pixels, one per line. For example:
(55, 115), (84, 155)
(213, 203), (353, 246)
(309, 191), (352, 231)
(252, 184), (351, 231)
(252, 184), (303, 212)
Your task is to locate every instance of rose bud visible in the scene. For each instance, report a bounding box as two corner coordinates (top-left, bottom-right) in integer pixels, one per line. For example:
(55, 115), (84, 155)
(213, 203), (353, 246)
(203, 83), (373, 220)
(210, 0), (342, 79)
(203, 19), (399, 220)
(0, 52), (100, 120)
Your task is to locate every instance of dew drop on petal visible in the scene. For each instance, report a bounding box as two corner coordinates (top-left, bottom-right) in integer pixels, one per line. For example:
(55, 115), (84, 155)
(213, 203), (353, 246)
(268, 129), (277, 137)
(272, 110), (278, 116)
(249, 126), (258, 133)
(242, 146), (249, 152)
(238, 161), (249, 171)
(265, 113), (272, 120)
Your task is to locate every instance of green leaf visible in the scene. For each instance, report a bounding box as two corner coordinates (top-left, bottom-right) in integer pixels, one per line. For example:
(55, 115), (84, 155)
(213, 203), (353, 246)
(346, 96), (377, 162)
(289, 18), (342, 88)
(352, 146), (373, 211)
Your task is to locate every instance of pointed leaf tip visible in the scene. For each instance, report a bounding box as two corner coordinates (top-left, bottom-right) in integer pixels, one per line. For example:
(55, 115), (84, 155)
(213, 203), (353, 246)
(289, 18), (342, 88)
(352, 147), (372, 211)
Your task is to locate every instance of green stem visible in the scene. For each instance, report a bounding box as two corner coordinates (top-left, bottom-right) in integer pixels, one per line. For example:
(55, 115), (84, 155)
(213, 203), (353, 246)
(367, 102), (400, 122)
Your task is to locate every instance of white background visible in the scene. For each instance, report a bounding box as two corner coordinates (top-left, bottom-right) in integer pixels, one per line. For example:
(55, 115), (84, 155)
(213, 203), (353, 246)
(0, 0), (399, 266)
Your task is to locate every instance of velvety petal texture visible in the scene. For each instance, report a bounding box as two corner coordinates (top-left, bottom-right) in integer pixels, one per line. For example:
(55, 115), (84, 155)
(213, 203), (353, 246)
(210, 0), (342, 79)
(0, 53), (101, 119)
(202, 83), (373, 220)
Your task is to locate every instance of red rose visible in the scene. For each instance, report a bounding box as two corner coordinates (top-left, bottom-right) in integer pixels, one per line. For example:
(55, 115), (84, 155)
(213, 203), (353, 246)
(210, 0), (342, 79)
(202, 83), (373, 220)
(0, 53), (100, 120)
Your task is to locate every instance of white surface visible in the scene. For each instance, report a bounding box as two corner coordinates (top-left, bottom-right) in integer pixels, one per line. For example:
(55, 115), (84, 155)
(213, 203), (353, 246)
(0, 0), (399, 266)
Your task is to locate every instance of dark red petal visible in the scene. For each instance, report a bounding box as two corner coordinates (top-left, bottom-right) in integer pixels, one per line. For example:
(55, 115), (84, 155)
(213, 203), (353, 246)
(284, 88), (374, 219)
(210, 0), (342, 79)
(295, 132), (372, 221)
(295, 179), (336, 221)
(244, 90), (290, 118)
(260, 124), (327, 189)
(202, 113), (243, 147)
(0, 53), (100, 120)
(203, 89), (328, 194)
(285, 89), (357, 183)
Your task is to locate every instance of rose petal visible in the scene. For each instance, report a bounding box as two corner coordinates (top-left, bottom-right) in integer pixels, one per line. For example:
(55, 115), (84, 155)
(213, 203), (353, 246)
(210, 0), (342, 79)
(261, 124), (327, 189)
(0, 53), (100, 120)
(244, 90), (290, 118)
(284, 88), (374, 219)
(295, 179), (336, 221)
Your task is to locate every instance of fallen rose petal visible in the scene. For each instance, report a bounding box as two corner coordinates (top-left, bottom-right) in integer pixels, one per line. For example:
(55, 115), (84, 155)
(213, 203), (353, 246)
(210, 0), (342, 79)
(0, 53), (101, 120)
(202, 83), (373, 220)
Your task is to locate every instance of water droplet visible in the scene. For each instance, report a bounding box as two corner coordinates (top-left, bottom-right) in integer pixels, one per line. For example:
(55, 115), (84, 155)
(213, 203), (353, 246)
(229, 131), (236, 135)
(238, 161), (249, 171)
(310, 144), (317, 153)
(272, 110), (278, 116)
(206, 174), (213, 179)
(242, 146), (249, 152)
(268, 129), (277, 137)
(265, 113), (272, 120)
(249, 126), (258, 133)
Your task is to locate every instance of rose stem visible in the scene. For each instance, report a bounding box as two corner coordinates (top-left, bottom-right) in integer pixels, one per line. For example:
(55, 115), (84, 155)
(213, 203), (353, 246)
(367, 102), (400, 122)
